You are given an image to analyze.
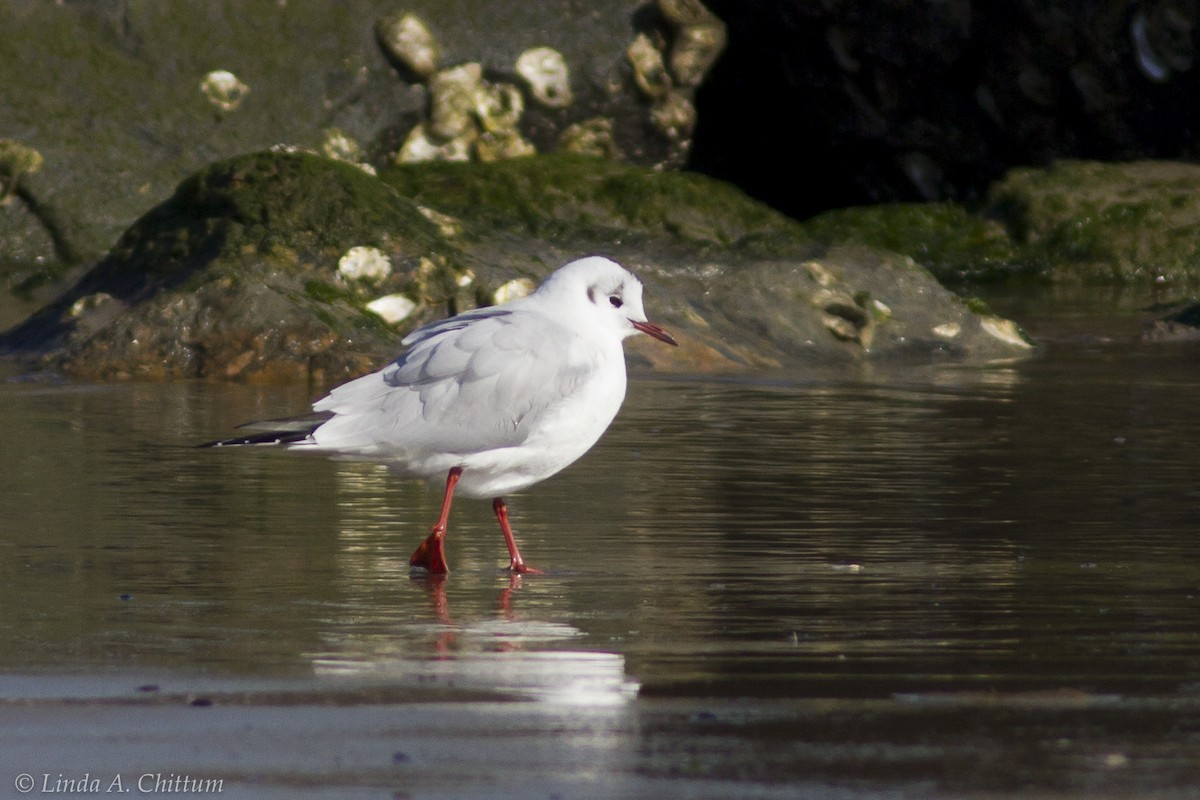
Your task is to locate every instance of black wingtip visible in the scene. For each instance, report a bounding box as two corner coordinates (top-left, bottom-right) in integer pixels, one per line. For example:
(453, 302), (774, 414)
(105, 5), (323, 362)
(199, 411), (332, 449)
(198, 417), (333, 448)
(198, 430), (315, 448)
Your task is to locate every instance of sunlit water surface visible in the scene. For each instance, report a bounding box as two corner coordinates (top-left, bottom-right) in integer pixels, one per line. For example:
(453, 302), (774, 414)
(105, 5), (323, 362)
(2, 301), (1199, 797)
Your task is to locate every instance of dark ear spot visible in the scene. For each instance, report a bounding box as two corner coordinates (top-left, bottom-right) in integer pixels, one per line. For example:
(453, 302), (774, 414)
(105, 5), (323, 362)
(587, 287), (597, 304)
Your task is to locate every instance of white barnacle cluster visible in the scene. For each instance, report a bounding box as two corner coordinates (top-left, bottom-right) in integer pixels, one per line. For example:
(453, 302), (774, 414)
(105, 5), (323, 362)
(627, 0), (726, 146)
(375, 12), (644, 165)
(336, 246), (417, 325)
(377, 12), (570, 165)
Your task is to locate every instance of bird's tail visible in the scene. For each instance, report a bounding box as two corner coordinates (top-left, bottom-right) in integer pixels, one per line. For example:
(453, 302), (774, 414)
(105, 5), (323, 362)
(199, 412), (333, 448)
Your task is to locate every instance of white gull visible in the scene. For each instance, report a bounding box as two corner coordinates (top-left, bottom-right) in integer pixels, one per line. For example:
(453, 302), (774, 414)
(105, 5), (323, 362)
(205, 255), (677, 575)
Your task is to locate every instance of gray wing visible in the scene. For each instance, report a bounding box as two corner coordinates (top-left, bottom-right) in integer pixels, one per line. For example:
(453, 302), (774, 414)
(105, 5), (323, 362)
(310, 307), (592, 455)
(399, 304), (517, 346)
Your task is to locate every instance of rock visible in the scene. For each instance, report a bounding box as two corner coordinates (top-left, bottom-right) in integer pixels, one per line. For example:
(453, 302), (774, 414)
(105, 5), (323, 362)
(0, 0), (689, 276)
(670, 247), (1032, 372)
(0, 150), (457, 382)
(798, 202), (1025, 284)
(377, 154), (1033, 371)
(1, 151), (1032, 382)
(380, 152), (794, 245)
(691, 0), (1200, 219)
(987, 160), (1200, 284)
(797, 159), (1200, 288)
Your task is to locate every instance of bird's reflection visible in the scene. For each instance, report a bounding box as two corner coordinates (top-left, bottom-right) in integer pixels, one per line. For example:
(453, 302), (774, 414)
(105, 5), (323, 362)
(313, 569), (638, 704)
(415, 574), (452, 626)
(411, 572), (527, 654)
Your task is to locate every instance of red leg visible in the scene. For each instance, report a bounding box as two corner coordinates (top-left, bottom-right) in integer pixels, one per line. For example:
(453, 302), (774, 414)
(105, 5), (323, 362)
(409, 467), (462, 574)
(493, 496), (542, 574)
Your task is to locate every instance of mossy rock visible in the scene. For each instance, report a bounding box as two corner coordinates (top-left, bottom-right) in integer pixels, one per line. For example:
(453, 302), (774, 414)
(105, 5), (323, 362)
(381, 153), (803, 249)
(2, 149), (1038, 382)
(85, 149), (443, 296)
(0, 150), (460, 382)
(986, 160), (1200, 285)
(794, 161), (1200, 288)
(796, 202), (1029, 284)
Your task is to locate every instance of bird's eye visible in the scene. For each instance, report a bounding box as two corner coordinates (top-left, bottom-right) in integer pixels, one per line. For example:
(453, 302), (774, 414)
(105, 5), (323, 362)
(609, 295), (623, 309)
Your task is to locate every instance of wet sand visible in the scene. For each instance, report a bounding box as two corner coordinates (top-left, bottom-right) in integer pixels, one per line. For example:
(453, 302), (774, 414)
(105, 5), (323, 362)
(3, 673), (1198, 799)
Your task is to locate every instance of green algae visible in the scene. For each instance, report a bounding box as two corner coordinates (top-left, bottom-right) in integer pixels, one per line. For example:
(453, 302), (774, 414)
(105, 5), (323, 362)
(93, 150), (442, 290)
(382, 153), (802, 248)
(987, 160), (1200, 285)
(0, 150), (455, 379)
(797, 202), (1029, 284)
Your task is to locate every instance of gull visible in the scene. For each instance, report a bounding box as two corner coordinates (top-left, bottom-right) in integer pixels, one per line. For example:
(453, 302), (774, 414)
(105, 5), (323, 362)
(204, 256), (677, 575)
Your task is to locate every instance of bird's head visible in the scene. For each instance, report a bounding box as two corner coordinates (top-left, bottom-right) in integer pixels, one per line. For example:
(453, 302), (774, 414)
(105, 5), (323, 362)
(535, 256), (678, 346)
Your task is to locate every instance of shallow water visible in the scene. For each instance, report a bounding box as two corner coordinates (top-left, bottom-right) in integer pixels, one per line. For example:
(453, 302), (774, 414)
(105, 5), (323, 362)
(2, 296), (1199, 798)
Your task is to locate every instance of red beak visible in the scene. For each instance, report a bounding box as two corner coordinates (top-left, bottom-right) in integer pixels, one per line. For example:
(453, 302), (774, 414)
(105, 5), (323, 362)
(632, 319), (678, 346)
